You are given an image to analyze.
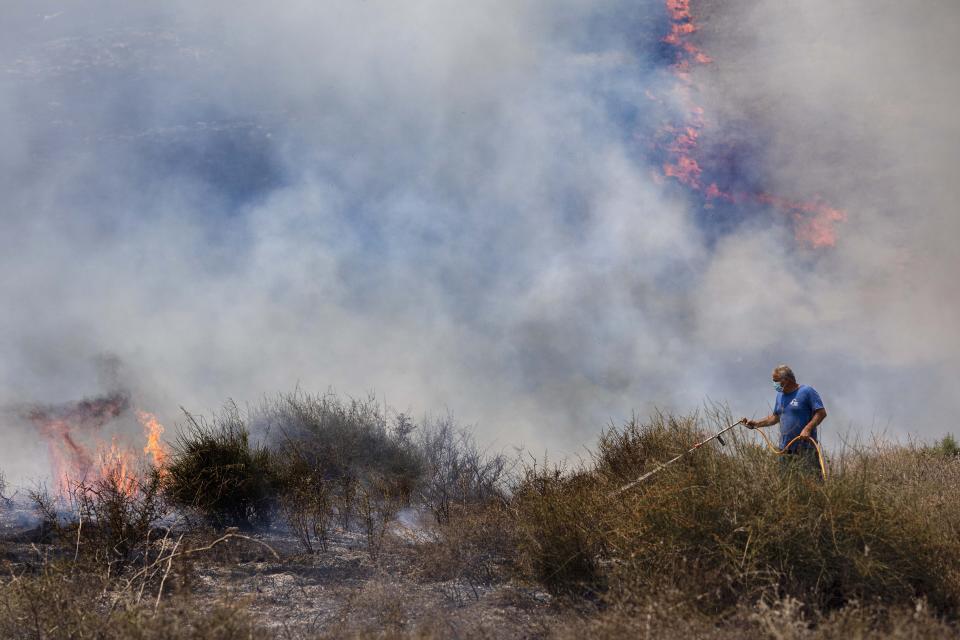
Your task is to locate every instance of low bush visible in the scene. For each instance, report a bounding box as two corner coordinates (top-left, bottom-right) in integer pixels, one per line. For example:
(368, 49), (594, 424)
(258, 391), (424, 552)
(163, 404), (275, 529)
(510, 464), (608, 596)
(356, 475), (406, 560)
(416, 416), (510, 525)
(31, 464), (166, 567)
(275, 456), (334, 553)
(161, 390), (513, 555)
(261, 390), (423, 501)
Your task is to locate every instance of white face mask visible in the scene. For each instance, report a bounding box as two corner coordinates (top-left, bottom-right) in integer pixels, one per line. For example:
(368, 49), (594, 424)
(773, 381), (784, 393)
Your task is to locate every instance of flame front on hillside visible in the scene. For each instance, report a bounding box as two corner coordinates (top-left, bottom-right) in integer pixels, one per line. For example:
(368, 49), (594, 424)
(656, 0), (846, 248)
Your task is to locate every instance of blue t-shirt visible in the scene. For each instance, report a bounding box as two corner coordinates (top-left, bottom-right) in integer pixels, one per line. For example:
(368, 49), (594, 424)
(775, 385), (825, 452)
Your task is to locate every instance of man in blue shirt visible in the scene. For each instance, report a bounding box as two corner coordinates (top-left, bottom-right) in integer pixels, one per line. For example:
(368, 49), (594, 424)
(744, 364), (827, 478)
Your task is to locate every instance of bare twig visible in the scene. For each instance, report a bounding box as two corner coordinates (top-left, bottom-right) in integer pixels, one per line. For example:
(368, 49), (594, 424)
(73, 509), (82, 564)
(154, 533), (184, 611)
(116, 532), (280, 607)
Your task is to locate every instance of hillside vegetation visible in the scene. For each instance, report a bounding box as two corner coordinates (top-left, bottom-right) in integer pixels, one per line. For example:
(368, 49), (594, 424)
(507, 412), (960, 636)
(1, 394), (958, 638)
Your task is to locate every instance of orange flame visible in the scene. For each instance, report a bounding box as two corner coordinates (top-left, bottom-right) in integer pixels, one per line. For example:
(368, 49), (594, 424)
(137, 410), (170, 475)
(96, 437), (138, 497)
(656, 0), (845, 247)
(756, 194), (847, 248)
(26, 394), (170, 496)
(47, 420), (93, 493)
(26, 393), (127, 495)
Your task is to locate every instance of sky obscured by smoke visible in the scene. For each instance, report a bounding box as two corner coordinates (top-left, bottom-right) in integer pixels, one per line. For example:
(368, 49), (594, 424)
(1, 0), (957, 485)
(691, 0), (960, 430)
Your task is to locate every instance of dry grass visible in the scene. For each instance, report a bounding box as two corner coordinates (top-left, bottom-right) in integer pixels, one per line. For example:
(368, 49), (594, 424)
(0, 562), (261, 640)
(509, 412), (960, 620)
(4, 401), (959, 638)
(415, 502), (517, 590)
(1, 479), (277, 639)
(543, 595), (960, 639)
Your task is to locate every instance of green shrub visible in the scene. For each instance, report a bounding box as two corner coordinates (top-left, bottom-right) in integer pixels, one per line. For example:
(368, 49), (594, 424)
(931, 434), (960, 457)
(163, 403), (275, 529)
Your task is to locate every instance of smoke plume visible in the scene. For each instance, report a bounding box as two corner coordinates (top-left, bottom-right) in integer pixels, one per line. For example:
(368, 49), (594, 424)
(1, 0), (957, 484)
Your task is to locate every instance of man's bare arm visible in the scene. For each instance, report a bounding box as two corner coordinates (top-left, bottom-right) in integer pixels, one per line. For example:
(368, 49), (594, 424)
(743, 414), (779, 429)
(799, 408), (826, 438)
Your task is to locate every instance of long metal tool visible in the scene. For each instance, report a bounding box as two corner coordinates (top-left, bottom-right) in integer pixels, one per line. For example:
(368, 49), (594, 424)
(613, 418), (747, 495)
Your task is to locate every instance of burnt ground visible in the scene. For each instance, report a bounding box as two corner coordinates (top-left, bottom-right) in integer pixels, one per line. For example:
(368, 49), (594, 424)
(189, 526), (556, 638)
(0, 501), (561, 639)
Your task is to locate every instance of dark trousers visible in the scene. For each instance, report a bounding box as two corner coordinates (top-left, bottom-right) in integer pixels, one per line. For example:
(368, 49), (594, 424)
(778, 447), (824, 481)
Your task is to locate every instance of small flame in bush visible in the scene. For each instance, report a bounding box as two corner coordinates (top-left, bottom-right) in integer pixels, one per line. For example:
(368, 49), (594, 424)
(657, 0), (846, 248)
(25, 393), (169, 495)
(138, 410), (169, 475)
(97, 437), (138, 497)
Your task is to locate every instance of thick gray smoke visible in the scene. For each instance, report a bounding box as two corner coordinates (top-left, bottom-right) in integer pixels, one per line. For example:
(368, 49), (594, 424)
(0, 0), (956, 485)
(690, 0), (960, 436)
